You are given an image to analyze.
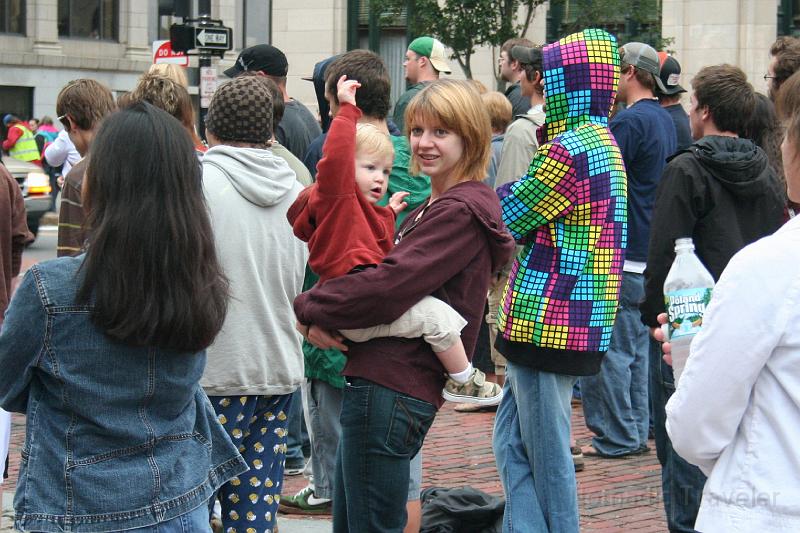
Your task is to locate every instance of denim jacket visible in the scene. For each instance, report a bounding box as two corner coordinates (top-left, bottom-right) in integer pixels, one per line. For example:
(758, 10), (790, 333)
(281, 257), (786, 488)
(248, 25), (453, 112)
(0, 256), (247, 532)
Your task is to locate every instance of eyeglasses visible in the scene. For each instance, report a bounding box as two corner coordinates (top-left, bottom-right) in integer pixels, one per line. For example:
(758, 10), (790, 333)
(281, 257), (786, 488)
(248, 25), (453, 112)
(57, 114), (70, 132)
(764, 74), (776, 81)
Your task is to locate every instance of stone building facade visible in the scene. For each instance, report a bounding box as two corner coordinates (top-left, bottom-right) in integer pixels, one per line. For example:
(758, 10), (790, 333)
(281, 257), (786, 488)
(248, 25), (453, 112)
(0, 1), (786, 125)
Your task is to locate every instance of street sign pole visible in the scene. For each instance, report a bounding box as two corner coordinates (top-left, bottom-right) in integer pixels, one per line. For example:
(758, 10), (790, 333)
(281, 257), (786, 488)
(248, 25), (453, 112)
(170, 14), (232, 142)
(198, 55), (221, 142)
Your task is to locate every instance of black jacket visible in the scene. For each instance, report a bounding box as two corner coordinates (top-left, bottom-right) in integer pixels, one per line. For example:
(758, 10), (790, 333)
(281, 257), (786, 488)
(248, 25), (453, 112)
(640, 135), (786, 327)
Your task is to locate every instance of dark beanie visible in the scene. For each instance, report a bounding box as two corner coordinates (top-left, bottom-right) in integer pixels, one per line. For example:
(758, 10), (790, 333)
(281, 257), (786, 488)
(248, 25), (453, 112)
(205, 76), (273, 144)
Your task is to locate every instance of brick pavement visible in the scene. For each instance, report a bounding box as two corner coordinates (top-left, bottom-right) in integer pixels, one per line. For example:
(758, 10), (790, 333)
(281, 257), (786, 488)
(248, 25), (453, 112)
(3, 402), (667, 532)
(279, 400), (668, 531)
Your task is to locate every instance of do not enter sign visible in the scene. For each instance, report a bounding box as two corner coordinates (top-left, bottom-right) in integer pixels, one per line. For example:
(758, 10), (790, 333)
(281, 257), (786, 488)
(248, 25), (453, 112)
(153, 40), (189, 66)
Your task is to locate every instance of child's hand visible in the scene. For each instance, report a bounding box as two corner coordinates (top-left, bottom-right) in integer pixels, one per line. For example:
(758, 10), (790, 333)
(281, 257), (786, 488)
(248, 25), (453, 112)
(337, 75), (361, 107)
(389, 191), (410, 214)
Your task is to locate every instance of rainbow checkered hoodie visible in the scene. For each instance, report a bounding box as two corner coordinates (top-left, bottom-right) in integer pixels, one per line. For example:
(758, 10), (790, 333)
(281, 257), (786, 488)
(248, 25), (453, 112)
(496, 28), (628, 376)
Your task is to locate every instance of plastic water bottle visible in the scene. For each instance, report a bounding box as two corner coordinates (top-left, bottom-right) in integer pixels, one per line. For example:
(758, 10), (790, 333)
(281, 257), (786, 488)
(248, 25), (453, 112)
(663, 237), (714, 385)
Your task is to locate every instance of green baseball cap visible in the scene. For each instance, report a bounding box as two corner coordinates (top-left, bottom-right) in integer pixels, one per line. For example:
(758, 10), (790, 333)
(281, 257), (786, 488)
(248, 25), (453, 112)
(408, 36), (452, 74)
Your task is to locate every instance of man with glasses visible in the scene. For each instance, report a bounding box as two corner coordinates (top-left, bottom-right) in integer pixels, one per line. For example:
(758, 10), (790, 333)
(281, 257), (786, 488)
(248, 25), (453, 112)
(54, 79), (115, 257)
(498, 38), (535, 118)
(766, 35), (800, 101)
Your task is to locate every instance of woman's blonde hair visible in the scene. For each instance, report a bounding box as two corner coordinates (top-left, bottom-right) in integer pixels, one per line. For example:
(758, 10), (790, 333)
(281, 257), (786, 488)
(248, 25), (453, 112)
(356, 123), (395, 162)
(481, 91), (513, 133)
(127, 72), (202, 148)
(147, 63), (189, 88)
(405, 79), (492, 181)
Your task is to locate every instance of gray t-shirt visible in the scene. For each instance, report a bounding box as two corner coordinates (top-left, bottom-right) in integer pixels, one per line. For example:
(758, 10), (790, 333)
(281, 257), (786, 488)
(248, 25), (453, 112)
(277, 99), (322, 161)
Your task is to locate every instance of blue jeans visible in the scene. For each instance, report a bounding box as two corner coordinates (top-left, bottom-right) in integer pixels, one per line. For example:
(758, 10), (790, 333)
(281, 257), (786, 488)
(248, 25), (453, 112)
(305, 378), (344, 499)
(126, 504), (210, 532)
(580, 271), (649, 455)
(333, 378), (437, 533)
(493, 361), (579, 533)
(286, 387), (309, 468)
(650, 338), (706, 532)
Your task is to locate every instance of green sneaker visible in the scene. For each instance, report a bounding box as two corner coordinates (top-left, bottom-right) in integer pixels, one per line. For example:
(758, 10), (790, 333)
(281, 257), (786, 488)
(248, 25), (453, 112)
(278, 485), (332, 515)
(442, 368), (503, 405)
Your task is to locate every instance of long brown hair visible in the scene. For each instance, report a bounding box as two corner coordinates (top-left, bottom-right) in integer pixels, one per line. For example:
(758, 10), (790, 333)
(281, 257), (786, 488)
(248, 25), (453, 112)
(78, 103), (228, 352)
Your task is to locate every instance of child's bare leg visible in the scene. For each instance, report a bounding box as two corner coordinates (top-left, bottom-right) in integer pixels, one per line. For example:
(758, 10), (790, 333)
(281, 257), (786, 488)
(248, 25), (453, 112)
(435, 339), (471, 381)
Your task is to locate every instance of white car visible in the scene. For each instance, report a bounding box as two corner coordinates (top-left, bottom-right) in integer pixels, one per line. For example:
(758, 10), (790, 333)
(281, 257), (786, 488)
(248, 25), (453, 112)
(2, 155), (52, 239)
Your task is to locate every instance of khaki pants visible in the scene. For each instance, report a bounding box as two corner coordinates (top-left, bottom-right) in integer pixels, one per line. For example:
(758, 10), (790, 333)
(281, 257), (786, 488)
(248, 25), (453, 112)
(342, 295), (467, 353)
(486, 263), (512, 376)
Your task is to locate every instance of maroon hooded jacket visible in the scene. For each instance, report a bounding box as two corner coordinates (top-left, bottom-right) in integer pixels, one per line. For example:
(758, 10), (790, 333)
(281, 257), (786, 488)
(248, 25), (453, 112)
(0, 163), (32, 325)
(294, 180), (516, 408)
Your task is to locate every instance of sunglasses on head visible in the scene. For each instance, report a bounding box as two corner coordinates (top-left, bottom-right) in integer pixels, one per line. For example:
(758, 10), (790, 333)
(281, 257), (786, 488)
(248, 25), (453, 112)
(57, 114), (70, 132)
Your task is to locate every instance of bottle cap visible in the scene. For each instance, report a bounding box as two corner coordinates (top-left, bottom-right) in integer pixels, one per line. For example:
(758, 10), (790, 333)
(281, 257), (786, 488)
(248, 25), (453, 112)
(674, 237), (694, 252)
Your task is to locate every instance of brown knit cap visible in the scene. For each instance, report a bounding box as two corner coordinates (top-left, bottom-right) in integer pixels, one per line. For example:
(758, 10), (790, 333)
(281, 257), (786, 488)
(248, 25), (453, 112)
(205, 76), (273, 144)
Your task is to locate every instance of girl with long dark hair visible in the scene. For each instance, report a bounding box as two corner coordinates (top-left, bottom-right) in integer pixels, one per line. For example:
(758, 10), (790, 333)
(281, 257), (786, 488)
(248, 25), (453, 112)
(0, 102), (246, 532)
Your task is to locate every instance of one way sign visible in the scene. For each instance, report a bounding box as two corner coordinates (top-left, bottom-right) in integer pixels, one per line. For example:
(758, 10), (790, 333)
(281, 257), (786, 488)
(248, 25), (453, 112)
(195, 28), (230, 49)
(171, 20), (232, 57)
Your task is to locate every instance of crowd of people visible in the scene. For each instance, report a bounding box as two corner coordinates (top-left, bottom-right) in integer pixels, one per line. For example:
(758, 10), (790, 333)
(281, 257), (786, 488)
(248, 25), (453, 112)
(1, 25), (800, 533)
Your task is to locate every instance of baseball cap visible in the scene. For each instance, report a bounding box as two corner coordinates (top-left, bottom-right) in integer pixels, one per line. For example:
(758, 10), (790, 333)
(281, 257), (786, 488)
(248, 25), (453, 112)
(408, 36), (452, 74)
(620, 42), (670, 93)
(656, 51), (686, 95)
(511, 45), (542, 66)
(2, 114), (14, 126)
(224, 44), (288, 78)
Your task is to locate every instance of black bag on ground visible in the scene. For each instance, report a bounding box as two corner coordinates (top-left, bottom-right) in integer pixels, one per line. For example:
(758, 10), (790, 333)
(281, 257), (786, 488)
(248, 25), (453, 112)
(420, 486), (505, 533)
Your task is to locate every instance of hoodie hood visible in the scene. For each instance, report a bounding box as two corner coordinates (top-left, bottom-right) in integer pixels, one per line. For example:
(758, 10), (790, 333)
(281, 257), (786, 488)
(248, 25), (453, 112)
(439, 181), (516, 273)
(540, 28), (619, 143)
(203, 145), (297, 207)
(690, 135), (775, 198)
(310, 55), (340, 133)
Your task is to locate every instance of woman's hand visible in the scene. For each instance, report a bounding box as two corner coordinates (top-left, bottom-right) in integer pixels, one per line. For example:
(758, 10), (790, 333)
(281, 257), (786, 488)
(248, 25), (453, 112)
(651, 312), (672, 366)
(296, 321), (348, 351)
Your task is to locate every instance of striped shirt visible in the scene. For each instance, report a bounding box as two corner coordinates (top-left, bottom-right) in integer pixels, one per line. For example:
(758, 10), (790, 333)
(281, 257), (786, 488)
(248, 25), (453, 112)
(56, 158), (87, 257)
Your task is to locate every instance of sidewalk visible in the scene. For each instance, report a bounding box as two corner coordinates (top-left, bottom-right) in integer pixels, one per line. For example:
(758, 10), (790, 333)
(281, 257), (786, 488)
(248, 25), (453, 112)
(2, 402), (667, 532)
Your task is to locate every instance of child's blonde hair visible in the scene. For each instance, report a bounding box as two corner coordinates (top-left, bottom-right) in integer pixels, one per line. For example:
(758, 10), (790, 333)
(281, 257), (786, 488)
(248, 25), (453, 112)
(481, 91), (513, 134)
(356, 123), (395, 161)
(406, 79), (492, 181)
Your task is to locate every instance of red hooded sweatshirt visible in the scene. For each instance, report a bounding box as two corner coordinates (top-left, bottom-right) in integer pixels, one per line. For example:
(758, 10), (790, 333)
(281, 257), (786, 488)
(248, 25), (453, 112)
(286, 102), (396, 282)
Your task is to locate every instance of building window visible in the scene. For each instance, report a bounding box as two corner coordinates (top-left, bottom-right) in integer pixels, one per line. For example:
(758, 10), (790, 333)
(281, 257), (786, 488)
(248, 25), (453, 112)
(242, 0), (271, 49)
(58, 0), (118, 40)
(778, 0), (800, 36)
(0, 0), (26, 35)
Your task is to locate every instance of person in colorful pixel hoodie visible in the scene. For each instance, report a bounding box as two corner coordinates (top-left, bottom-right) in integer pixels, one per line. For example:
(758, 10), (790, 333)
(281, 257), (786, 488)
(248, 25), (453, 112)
(492, 28), (627, 532)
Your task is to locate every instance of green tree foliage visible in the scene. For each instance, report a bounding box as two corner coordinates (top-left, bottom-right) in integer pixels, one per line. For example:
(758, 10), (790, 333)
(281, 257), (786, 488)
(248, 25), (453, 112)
(548, 0), (670, 50)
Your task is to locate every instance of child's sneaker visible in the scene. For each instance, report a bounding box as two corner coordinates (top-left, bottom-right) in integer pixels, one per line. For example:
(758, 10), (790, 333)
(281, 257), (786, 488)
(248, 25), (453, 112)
(442, 368), (503, 405)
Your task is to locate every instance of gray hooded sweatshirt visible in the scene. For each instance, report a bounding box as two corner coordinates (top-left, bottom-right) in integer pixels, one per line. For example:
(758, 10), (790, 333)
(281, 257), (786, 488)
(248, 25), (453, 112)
(201, 145), (309, 396)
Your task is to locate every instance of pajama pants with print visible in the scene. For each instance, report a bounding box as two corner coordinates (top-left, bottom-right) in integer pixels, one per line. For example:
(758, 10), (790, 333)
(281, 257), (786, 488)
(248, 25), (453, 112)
(209, 393), (293, 533)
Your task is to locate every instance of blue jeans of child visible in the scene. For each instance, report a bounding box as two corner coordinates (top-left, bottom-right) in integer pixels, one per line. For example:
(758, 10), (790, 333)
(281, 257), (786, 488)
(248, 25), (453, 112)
(650, 337), (706, 532)
(580, 271), (650, 455)
(493, 361), (579, 533)
(333, 378), (436, 533)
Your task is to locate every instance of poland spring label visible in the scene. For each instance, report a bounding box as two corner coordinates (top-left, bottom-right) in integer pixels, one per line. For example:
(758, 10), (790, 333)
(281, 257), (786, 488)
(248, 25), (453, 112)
(665, 288), (713, 340)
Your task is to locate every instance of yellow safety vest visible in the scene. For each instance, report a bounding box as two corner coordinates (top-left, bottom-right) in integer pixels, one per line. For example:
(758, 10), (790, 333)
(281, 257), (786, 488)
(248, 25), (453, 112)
(8, 124), (40, 162)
